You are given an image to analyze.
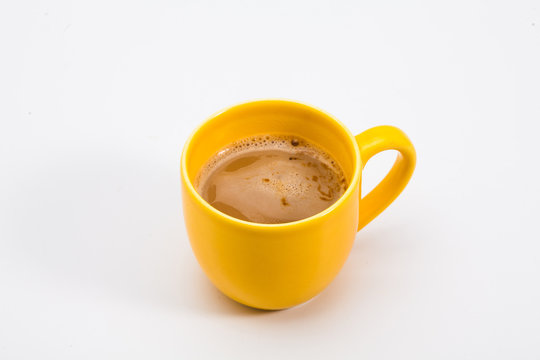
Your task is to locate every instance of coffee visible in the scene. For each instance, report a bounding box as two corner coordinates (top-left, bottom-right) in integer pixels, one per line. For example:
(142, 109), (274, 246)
(196, 135), (347, 224)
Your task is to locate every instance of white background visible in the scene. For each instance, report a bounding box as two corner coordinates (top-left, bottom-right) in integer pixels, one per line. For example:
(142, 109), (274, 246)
(1, 0), (539, 358)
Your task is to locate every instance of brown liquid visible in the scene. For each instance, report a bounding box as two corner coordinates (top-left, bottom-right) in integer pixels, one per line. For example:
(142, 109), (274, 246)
(196, 135), (347, 224)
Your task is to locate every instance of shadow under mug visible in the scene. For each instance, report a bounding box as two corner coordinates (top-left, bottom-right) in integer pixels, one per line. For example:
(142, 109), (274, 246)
(181, 100), (416, 310)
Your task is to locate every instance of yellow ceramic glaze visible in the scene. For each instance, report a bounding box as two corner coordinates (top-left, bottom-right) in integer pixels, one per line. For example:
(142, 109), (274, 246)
(181, 100), (416, 310)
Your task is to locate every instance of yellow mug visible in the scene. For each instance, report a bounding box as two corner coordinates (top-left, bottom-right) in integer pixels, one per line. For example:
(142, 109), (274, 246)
(181, 100), (416, 310)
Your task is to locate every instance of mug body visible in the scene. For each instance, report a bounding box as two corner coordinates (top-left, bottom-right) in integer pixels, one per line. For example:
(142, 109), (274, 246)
(181, 100), (361, 309)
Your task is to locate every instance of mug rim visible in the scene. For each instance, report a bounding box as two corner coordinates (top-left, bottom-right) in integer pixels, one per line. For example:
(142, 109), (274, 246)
(180, 99), (361, 229)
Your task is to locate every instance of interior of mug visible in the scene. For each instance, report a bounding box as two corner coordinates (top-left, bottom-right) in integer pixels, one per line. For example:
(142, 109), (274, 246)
(183, 100), (359, 192)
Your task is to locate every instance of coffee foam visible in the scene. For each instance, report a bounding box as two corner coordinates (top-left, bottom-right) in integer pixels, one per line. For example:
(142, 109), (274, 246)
(196, 135), (347, 224)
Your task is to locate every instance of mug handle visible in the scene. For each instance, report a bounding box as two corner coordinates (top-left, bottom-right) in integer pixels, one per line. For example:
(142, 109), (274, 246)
(355, 126), (416, 231)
